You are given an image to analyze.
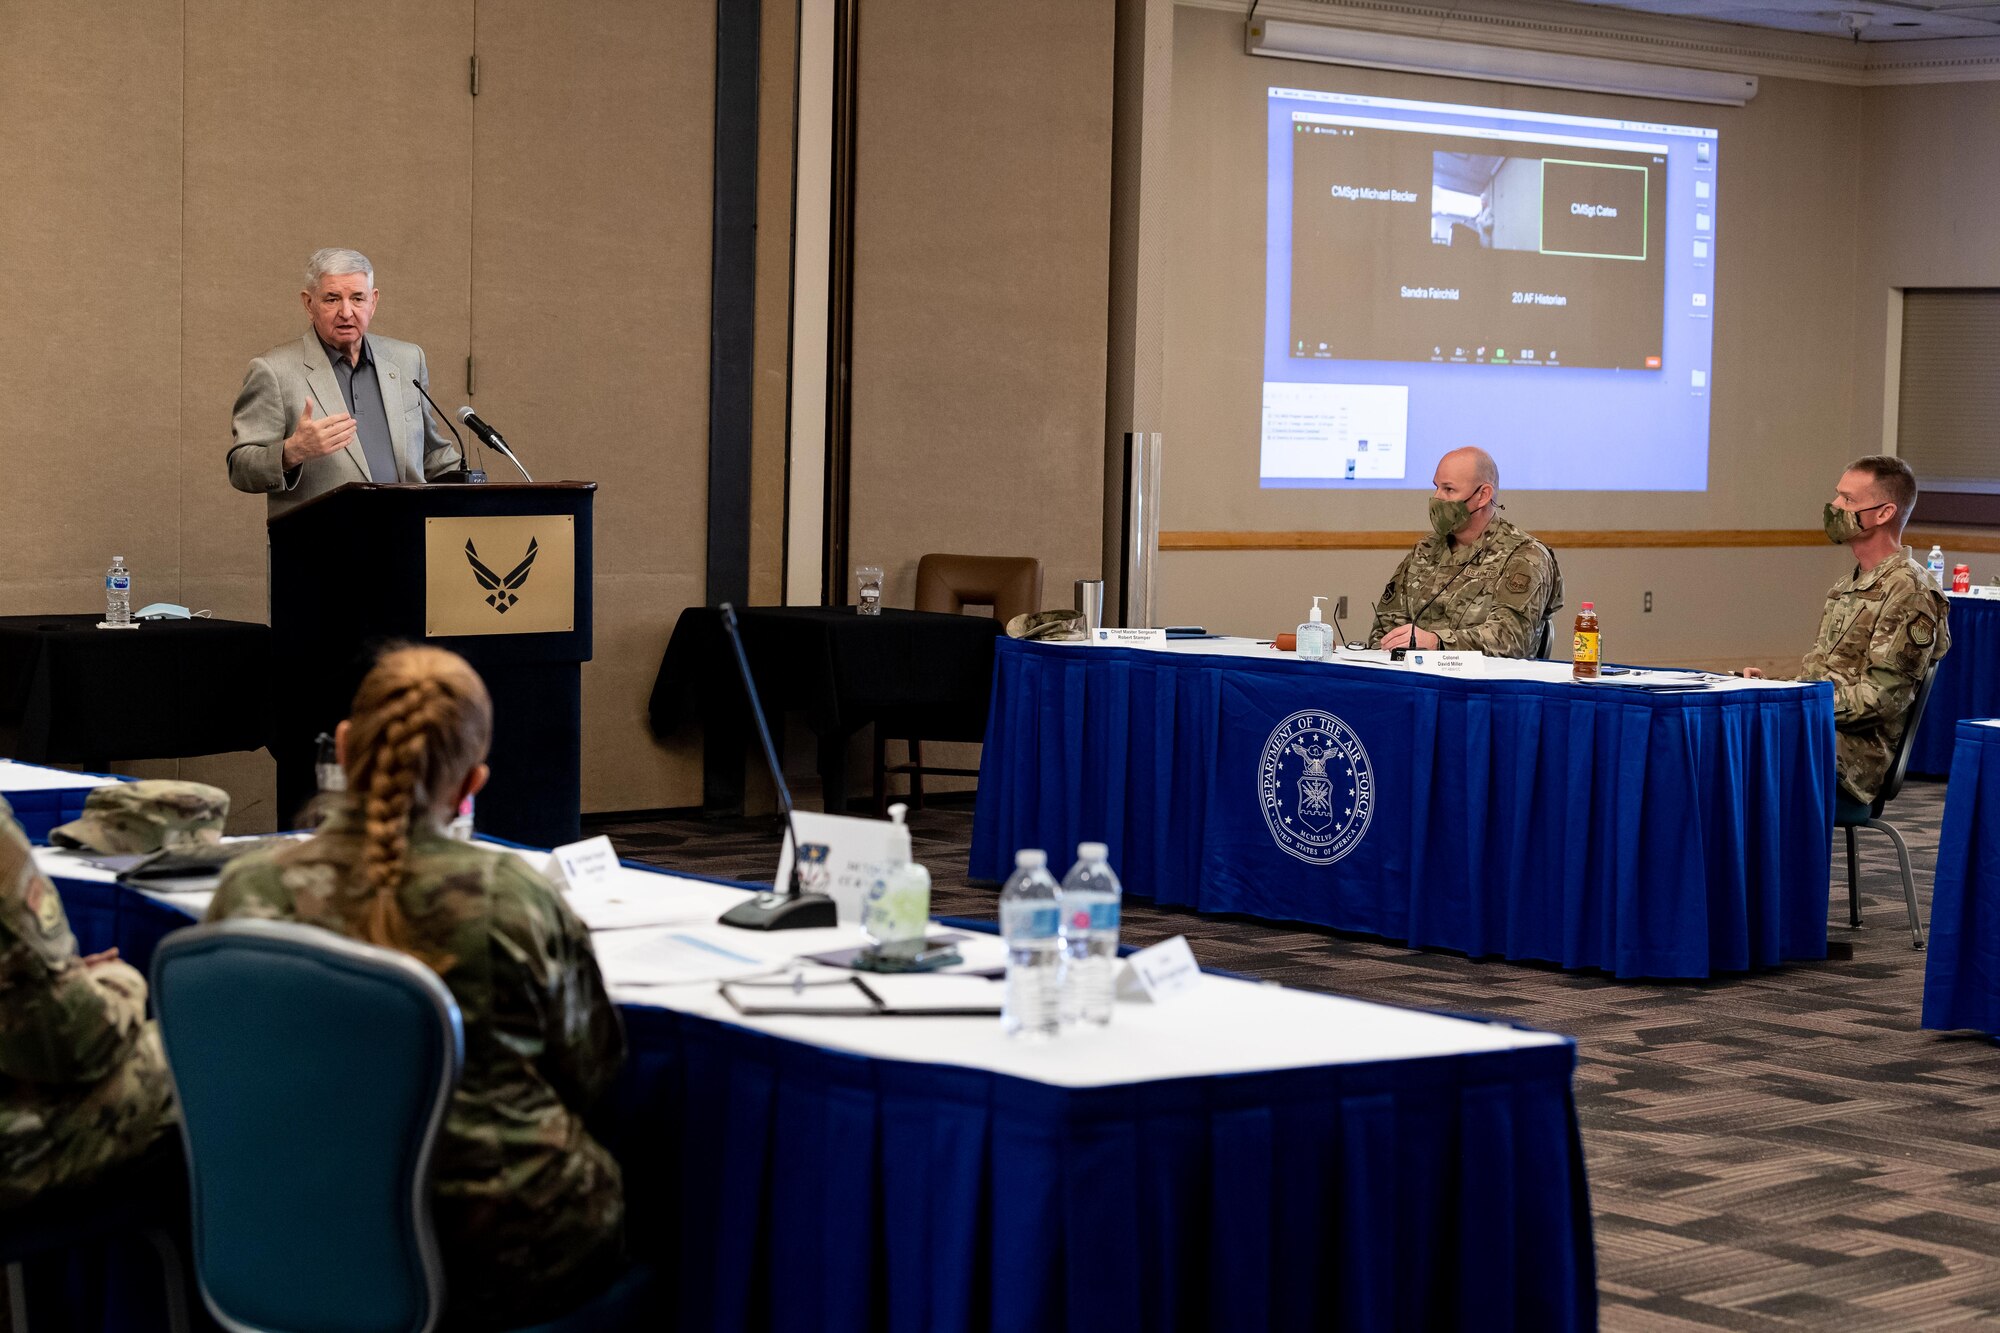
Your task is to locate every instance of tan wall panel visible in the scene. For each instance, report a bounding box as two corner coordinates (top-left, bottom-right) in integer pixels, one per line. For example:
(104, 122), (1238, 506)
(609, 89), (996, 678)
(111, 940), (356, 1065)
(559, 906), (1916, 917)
(1850, 80), (2000, 464)
(1160, 9), (1867, 656)
(0, 7), (183, 616)
(471, 0), (716, 812)
(847, 0), (1117, 611)
(179, 0), (476, 624)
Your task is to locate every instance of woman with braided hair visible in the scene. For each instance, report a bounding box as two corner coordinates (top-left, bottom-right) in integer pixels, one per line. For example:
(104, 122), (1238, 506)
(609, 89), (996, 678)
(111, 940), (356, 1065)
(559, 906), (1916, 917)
(207, 645), (627, 1327)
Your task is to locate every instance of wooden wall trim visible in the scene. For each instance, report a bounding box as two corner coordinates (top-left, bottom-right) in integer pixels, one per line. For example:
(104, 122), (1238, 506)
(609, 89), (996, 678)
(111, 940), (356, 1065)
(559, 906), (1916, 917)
(1161, 528), (2000, 552)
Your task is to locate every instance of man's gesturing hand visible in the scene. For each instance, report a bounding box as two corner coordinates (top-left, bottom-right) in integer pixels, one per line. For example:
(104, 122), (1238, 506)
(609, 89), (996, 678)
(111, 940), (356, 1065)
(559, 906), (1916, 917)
(281, 399), (357, 470)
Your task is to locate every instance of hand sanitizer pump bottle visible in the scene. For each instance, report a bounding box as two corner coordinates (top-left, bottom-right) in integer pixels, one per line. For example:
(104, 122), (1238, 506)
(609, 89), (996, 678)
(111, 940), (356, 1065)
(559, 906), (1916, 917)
(864, 803), (931, 949)
(1296, 596), (1334, 662)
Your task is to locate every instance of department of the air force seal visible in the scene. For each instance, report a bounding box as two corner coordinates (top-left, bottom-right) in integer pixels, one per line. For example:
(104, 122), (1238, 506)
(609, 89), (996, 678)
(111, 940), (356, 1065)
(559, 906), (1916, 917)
(1259, 708), (1373, 865)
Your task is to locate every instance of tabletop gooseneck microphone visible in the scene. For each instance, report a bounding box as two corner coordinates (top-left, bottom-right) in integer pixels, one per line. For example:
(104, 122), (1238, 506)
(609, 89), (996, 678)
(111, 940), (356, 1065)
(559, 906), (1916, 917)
(456, 406), (535, 482)
(714, 602), (839, 931)
(411, 379), (485, 483)
(1329, 597), (1351, 652)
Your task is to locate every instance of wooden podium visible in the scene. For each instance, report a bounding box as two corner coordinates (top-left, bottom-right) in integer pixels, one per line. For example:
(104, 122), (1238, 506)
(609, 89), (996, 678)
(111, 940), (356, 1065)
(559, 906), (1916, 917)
(267, 482), (594, 848)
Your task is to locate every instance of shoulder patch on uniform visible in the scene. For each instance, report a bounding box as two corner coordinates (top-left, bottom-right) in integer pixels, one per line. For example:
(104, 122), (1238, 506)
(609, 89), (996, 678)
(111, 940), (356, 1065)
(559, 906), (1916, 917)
(1910, 615), (1936, 647)
(25, 880), (62, 936)
(1506, 571), (1531, 594)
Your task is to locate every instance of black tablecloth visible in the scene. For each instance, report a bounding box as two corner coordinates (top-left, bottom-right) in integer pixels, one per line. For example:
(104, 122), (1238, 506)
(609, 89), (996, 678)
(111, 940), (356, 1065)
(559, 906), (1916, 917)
(649, 606), (1003, 812)
(0, 615), (273, 763)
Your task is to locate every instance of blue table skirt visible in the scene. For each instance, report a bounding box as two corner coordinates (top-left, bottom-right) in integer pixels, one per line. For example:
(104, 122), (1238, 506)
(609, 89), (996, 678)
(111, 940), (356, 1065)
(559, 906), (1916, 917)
(972, 639), (1836, 979)
(52, 871), (1599, 1333)
(1911, 594), (2000, 778)
(604, 1007), (1595, 1333)
(1923, 721), (2000, 1035)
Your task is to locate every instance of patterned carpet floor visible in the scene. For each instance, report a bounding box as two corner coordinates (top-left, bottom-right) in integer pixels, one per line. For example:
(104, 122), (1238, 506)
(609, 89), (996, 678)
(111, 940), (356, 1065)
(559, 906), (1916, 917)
(587, 777), (2000, 1331)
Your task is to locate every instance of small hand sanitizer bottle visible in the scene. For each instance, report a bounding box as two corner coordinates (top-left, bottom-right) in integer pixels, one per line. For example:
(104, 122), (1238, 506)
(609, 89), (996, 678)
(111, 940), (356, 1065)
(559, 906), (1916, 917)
(865, 804), (931, 948)
(1296, 595), (1334, 662)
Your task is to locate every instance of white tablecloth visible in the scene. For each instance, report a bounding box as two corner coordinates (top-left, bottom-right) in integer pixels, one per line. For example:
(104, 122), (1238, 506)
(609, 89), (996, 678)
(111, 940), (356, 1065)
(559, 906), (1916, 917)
(36, 842), (1562, 1091)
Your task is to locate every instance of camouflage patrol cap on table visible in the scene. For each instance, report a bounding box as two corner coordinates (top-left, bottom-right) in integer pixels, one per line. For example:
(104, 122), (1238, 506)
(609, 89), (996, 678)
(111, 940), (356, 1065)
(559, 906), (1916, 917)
(1006, 609), (1086, 642)
(48, 780), (230, 854)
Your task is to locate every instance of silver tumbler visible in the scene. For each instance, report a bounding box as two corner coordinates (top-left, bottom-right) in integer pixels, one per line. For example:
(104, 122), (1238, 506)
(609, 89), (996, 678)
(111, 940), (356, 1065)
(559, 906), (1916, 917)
(1075, 578), (1106, 634)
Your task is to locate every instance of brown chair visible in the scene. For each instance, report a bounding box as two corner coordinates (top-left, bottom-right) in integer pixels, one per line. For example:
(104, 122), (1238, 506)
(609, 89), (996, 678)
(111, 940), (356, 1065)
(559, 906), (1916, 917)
(875, 554), (1043, 811)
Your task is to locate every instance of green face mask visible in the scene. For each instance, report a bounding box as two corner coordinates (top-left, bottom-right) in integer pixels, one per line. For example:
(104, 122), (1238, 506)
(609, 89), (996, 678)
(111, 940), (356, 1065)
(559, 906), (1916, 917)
(1429, 497), (1471, 539)
(1823, 501), (1889, 545)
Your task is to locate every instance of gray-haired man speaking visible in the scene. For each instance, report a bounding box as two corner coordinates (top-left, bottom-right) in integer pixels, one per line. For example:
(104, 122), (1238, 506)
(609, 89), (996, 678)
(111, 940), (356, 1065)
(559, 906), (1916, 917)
(226, 248), (462, 520)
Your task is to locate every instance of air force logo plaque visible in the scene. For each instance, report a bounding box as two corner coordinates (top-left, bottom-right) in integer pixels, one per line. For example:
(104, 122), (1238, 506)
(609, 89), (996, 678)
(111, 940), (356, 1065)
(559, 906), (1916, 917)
(424, 514), (575, 637)
(1259, 708), (1373, 865)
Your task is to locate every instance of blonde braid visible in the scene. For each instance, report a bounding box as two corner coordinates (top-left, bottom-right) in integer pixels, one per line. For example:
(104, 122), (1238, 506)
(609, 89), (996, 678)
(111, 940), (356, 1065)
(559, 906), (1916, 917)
(334, 646), (494, 965)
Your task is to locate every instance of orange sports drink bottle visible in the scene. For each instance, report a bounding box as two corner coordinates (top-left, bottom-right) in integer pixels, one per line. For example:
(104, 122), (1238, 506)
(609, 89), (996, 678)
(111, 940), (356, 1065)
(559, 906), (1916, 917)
(1572, 602), (1600, 680)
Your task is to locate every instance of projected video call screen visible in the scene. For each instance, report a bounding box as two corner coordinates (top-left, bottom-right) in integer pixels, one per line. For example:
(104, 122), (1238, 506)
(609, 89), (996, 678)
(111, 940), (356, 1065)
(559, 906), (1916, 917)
(1261, 88), (1718, 491)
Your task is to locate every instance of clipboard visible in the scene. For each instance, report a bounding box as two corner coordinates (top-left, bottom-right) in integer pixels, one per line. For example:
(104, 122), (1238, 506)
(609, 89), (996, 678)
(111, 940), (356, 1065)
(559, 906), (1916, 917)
(718, 975), (1003, 1018)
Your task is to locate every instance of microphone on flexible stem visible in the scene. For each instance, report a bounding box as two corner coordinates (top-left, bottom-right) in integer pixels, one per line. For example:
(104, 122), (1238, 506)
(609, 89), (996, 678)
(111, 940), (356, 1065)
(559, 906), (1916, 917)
(1392, 585), (1453, 661)
(714, 602), (838, 931)
(411, 379), (485, 483)
(1329, 597), (1351, 652)
(456, 406), (535, 482)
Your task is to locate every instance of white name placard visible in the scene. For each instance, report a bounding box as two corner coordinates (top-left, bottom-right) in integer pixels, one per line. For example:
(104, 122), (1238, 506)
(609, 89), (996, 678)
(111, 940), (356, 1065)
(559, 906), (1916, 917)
(1117, 935), (1202, 1004)
(547, 835), (619, 894)
(776, 810), (906, 925)
(1955, 585), (2000, 600)
(1091, 627), (1168, 647)
(1404, 649), (1487, 677)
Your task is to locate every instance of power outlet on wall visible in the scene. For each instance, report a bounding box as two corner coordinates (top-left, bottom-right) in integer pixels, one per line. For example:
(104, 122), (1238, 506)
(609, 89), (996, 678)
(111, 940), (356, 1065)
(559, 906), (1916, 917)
(1644, 591), (1653, 613)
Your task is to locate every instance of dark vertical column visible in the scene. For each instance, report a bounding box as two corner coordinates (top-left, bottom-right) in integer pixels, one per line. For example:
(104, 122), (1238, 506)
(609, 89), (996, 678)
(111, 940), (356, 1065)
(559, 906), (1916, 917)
(820, 0), (860, 605)
(707, 0), (762, 608)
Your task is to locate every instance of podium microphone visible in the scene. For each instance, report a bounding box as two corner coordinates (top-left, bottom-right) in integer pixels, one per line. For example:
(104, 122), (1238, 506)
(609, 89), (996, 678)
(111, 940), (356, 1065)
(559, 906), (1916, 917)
(411, 379), (485, 483)
(456, 407), (535, 482)
(714, 602), (838, 931)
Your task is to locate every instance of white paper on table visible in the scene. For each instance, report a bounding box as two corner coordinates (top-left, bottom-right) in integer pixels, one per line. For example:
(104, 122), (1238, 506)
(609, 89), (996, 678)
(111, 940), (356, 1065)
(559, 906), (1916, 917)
(592, 927), (779, 987)
(0, 761), (122, 793)
(562, 881), (718, 932)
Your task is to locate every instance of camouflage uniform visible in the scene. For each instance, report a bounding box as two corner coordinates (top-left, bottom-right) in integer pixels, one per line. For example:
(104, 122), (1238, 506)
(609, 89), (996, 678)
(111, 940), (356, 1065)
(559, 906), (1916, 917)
(1798, 546), (1951, 803)
(0, 797), (176, 1210)
(206, 806), (627, 1323)
(1368, 515), (1563, 659)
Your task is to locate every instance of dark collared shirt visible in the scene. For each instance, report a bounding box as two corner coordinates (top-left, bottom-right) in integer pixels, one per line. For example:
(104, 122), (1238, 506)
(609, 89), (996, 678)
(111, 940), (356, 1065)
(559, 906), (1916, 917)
(319, 336), (399, 483)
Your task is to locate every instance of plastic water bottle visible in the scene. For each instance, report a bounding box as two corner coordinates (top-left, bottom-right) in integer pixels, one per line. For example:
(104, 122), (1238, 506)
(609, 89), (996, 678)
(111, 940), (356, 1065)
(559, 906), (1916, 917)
(104, 556), (132, 625)
(999, 849), (1062, 1039)
(1059, 842), (1122, 1026)
(1928, 545), (1946, 590)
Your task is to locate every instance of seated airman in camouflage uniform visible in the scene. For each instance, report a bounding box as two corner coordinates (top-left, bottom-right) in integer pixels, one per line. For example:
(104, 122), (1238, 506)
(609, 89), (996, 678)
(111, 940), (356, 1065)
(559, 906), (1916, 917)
(207, 646), (626, 1328)
(1, 796), (176, 1209)
(1371, 446), (1562, 659)
(1745, 455), (1950, 804)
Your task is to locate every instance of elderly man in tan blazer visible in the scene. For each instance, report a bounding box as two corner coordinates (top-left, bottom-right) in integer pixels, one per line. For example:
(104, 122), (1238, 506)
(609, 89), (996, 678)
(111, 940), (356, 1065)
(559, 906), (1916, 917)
(226, 247), (462, 521)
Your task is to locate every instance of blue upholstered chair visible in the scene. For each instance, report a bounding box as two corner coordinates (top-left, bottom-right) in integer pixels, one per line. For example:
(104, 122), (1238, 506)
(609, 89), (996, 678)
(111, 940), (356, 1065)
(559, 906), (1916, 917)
(1836, 661), (1940, 951)
(151, 919), (650, 1333)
